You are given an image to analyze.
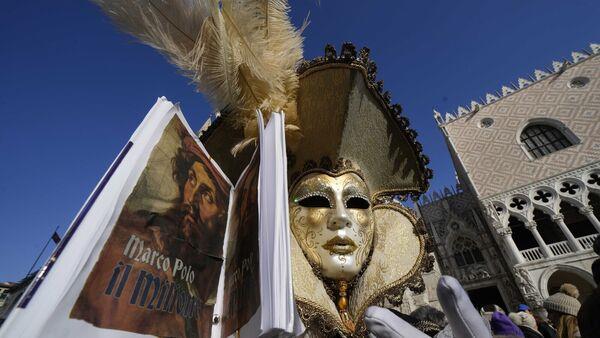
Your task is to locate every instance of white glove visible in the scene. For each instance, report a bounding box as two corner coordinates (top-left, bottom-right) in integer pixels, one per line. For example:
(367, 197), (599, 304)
(364, 305), (428, 338)
(364, 276), (492, 338)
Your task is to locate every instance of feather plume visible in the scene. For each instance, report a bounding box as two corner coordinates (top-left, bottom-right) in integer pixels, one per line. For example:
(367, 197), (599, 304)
(230, 137), (257, 157)
(94, 0), (305, 151)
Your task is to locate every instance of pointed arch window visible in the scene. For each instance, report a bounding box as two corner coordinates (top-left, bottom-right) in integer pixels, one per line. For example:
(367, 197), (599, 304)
(452, 236), (484, 267)
(520, 124), (573, 159)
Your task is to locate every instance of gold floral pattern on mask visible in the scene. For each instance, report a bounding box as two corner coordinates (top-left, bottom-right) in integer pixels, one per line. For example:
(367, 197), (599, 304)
(289, 171), (374, 281)
(290, 202), (427, 337)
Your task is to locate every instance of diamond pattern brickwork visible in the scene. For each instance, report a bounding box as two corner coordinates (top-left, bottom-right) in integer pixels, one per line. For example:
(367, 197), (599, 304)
(445, 56), (600, 199)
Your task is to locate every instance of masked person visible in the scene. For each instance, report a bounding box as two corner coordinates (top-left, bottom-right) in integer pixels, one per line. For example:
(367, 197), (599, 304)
(202, 43), (434, 336)
(93, 3), (433, 336)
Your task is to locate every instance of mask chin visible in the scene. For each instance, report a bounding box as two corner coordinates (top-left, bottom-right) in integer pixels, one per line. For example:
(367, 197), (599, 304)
(320, 255), (361, 281)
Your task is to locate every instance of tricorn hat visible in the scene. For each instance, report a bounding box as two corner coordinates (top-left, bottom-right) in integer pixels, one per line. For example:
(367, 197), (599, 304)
(202, 43), (434, 336)
(201, 42), (432, 201)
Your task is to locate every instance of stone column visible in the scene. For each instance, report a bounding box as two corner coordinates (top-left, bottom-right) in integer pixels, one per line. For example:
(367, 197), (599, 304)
(496, 227), (525, 264)
(525, 222), (553, 258)
(579, 206), (600, 233)
(551, 214), (584, 252)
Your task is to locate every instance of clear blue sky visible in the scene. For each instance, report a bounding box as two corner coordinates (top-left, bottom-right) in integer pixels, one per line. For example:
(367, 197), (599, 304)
(1, 1), (598, 282)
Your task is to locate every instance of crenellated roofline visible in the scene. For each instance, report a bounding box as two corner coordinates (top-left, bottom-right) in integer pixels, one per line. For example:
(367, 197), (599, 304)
(434, 43), (600, 126)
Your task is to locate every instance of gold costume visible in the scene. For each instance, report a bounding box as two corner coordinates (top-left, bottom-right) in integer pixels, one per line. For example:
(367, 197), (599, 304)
(202, 43), (434, 336)
(92, 1), (434, 335)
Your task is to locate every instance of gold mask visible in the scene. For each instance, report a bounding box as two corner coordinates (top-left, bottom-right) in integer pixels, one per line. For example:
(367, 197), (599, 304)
(290, 172), (374, 281)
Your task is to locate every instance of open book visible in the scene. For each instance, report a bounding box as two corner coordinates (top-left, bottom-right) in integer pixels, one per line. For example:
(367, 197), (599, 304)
(0, 98), (301, 338)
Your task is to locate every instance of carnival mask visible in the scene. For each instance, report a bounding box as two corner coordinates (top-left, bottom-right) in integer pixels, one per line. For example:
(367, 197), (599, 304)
(290, 172), (374, 281)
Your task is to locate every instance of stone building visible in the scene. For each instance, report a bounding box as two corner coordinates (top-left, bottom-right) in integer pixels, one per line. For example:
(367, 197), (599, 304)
(0, 274), (35, 326)
(418, 185), (522, 311)
(420, 43), (600, 310)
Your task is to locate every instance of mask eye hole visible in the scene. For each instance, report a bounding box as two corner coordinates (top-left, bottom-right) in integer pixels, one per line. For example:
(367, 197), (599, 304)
(298, 196), (331, 208)
(346, 197), (370, 209)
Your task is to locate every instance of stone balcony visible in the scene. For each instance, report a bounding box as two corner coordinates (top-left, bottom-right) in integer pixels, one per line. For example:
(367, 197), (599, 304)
(520, 233), (598, 262)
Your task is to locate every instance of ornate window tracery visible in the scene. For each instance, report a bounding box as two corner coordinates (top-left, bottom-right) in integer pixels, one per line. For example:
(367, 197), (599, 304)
(587, 173), (600, 187)
(510, 197), (528, 210)
(452, 236), (485, 267)
(520, 124), (573, 159)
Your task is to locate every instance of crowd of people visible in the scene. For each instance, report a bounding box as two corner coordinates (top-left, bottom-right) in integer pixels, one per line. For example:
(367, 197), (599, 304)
(402, 278), (597, 338)
(398, 237), (600, 338)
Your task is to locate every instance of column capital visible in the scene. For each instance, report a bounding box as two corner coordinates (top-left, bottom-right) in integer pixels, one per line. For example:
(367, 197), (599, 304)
(495, 227), (512, 236)
(551, 214), (564, 222)
(579, 206), (594, 215)
(524, 221), (537, 230)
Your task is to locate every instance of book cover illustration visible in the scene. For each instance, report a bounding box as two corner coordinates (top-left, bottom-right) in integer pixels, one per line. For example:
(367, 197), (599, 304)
(70, 115), (231, 338)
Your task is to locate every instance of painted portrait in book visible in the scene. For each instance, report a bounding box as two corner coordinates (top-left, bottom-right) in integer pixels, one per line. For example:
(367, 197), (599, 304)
(70, 116), (231, 338)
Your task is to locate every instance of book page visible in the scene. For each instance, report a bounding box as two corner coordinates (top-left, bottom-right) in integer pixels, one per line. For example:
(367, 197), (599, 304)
(68, 115), (232, 337)
(220, 150), (261, 337)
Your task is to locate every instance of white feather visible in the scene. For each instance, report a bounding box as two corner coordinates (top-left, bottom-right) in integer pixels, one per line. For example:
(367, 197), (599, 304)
(94, 0), (305, 148)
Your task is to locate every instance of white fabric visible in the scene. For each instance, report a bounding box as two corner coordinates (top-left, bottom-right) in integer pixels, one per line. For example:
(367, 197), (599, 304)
(364, 307), (428, 338)
(436, 276), (491, 338)
(211, 180), (237, 338)
(257, 111), (304, 337)
(0, 97), (229, 338)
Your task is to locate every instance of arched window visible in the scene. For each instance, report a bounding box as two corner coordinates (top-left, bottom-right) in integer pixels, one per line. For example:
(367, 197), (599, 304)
(520, 124), (573, 159)
(452, 237), (485, 267)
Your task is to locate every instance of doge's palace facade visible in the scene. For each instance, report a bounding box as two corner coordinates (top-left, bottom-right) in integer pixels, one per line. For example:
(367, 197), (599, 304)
(420, 43), (600, 310)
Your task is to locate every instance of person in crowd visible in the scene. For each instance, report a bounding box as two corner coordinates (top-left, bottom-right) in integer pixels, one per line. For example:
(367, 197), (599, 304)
(532, 307), (557, 338)
(509, 311), (544, 338)
(518, 304), (531, 314)
(410, 305), (447, 336)
(480, 304), (505, 321)
(543, 283), (581, 338)
(577, 237), (600, 338)
(490, 311), (525, 338)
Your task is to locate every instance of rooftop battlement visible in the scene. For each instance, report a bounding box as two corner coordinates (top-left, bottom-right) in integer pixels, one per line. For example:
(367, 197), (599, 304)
(434, 43), (600, 126)
(419, 184), (464, 206)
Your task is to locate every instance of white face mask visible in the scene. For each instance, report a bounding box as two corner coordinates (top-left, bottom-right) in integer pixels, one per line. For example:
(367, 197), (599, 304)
(290, 172), (374, 281)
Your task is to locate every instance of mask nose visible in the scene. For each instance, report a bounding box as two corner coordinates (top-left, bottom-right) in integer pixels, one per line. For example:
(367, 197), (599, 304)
(328, 203), (352, 230)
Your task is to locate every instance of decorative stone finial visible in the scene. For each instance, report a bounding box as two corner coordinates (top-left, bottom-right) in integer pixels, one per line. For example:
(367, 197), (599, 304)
(501, 86), (514, 95)
(517, 78), (532, 89)
(200, 118), (212, 133)
(433, 109), (444, 125)
(534, 69), (550, 80)
(457, 106), (469, 116)
(437, 42), (598, 126)
(485, 93), (498, 104)
(552, 61), (565, 72)
(572, 51), (588, 63)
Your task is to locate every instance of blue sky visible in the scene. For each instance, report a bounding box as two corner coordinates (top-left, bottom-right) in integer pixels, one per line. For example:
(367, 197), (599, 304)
(1, 1), (598, 282)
